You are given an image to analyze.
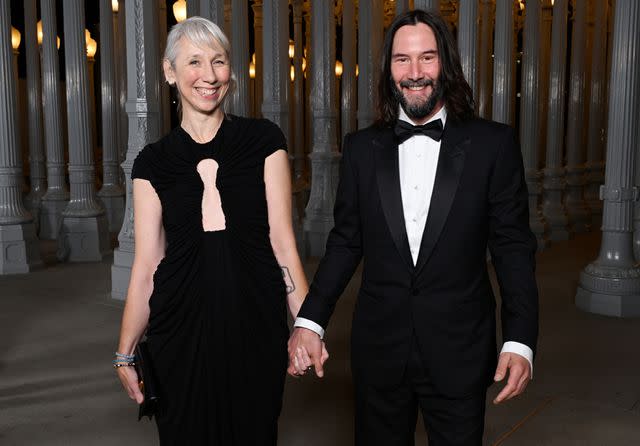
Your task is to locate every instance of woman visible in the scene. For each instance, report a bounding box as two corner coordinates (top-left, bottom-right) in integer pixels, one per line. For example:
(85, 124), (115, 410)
(114, 17), (322, 444)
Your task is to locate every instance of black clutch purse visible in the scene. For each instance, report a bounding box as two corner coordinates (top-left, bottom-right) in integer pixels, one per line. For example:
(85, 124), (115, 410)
(134, 341), (160, 421)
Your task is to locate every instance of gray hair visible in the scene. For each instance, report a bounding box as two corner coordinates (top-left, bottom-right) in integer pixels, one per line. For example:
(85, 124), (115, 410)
(164, 16), (237, 113)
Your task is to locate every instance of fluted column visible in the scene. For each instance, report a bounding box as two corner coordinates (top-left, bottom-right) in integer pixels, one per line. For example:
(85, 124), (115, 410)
(303, 4), (312, 165)
(116, 0), (128, 175)
(586, 0), (607, 228)
(304, 0), (340, 256)
(251, 1), (264, 118)
(40, 0), (69, 240)
(87, 51), (98, 162)
(187, 0), (200, 17)
(539, 0), (553, 180)
(542, 0), (570, 240)
(414, 0), (440, 12)
(230, 0), (250, 116)
(357, 0), (383, 129)
(341, 0), (356, 143)
(492, 0), (515, 125)
(520, 0), (547, 248)
(23, 0), (46, 225)
(262, 0), (300, 252)
(224, 0), (232, 37)
(576, 0), (640, 317)
(564, 0), (590, 233)
(396, 0), (409, 15)
(478, 0), (493, 118)
(261, 0), (289, 134)
(583, 3), (593, 150)
(158, 1), (171, 135)
(0, 1), (41, 274)
(458, 0), (478, 104)
(112, 0), (161, 300)
(199, 0), (224, 26)
(98, 0), (125, 233)
(58, 0), (110, 262)
(292, 0), (305, 181)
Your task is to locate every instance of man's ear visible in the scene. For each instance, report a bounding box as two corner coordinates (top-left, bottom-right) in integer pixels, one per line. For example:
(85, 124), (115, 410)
(163, 59), (175, 85)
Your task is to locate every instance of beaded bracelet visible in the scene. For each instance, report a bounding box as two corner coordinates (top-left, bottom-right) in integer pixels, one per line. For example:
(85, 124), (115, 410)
(115, 352), (136, 361)
(113, 351), (136, 369)
(113, 361), (136, 369)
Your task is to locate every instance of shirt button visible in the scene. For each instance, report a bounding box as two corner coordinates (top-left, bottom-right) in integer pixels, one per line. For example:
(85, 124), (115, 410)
(414, 185), (419, 190)
(412, 217), (417, 222)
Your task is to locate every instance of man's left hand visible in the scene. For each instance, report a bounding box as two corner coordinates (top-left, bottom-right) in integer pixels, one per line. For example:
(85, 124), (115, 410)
(493, 352), (531, 404)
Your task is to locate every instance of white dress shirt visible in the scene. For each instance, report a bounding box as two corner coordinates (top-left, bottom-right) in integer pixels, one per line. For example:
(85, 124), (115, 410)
(398, 106), (445, 265)
(295, 106), (533, 374)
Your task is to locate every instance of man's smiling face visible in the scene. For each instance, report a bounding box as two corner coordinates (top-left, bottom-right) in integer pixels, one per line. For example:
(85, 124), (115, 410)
(390, 22), (444, 124)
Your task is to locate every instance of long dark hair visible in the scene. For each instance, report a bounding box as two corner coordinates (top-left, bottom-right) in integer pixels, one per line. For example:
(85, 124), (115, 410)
(376, 9), (475, 126)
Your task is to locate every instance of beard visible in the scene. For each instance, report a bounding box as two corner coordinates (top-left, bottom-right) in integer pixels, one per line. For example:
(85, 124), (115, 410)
(392, 77), (444, 121)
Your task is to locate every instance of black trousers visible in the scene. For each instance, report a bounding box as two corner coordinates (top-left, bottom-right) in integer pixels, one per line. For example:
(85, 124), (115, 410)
(354, 337), (487, 446)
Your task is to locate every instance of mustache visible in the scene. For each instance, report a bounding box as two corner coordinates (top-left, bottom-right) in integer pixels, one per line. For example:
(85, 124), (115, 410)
(399, 78), (435, 89)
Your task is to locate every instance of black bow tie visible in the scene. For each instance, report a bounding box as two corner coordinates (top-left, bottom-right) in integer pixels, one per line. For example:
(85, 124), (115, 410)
(394, 119), (444, 144)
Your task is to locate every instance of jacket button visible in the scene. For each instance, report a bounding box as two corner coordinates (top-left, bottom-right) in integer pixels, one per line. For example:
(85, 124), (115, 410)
(412, 288), (419, 296)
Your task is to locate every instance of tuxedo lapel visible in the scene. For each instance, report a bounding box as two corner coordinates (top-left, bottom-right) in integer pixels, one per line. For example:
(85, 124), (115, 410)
(374, 129), (414, 271)
(414, 122), (468, 276)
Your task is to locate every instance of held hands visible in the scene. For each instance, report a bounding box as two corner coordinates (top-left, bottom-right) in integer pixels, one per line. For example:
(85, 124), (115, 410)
(117, 366), (144, 404)
(287, 327), (330, 378)
(493, 352), (531, 404)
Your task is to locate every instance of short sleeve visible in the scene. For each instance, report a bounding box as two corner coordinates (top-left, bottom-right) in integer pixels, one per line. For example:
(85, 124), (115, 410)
(131, 146), (153, 181)
(261, 120), (288, 158)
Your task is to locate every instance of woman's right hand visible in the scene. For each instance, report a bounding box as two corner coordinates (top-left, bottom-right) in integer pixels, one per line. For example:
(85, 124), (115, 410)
(117, 366), (144, 404)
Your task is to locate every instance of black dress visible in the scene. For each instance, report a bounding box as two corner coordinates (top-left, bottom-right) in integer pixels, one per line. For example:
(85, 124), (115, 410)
(131, 116), (289, 445)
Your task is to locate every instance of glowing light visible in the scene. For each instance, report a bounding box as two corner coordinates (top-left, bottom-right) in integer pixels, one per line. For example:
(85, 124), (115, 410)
(86, 29), (97, 59)
(290, 64), (295, 82)
(112, 0), (119, 13)
(249, 61), (256, 79)
(173, 0), (187, 23)
(335, 60), (343, 78)
(11, 26), (21, 51)
(289, 39), (294, 59)
(37, 20), (43, 44)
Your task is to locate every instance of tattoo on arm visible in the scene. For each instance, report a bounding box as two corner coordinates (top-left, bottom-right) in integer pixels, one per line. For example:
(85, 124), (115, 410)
(281, 266), (296, 294)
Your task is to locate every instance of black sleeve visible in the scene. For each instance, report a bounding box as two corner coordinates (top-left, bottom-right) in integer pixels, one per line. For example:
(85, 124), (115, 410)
(487, 126), (539, 358)
(131, 146), (153, 181)
(297, 133), (363, 329)
(261, 120), (288, 158)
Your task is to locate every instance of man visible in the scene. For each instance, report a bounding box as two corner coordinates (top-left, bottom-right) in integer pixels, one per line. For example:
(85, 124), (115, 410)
(289, 9), (538, 446)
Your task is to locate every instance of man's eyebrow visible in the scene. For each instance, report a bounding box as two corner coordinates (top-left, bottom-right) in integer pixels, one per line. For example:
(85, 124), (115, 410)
(391, 49), (438, 58)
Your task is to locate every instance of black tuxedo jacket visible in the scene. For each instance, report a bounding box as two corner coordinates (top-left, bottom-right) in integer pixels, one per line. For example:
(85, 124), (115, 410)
(298, 117), (539, 398)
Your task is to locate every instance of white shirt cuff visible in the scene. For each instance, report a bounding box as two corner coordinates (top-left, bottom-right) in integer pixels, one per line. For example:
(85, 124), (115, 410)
(293, 317), (325, 339)
(501, 341), (534, 377)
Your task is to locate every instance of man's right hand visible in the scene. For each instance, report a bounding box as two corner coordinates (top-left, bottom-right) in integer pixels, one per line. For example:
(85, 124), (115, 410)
(287, 327), (329, 378)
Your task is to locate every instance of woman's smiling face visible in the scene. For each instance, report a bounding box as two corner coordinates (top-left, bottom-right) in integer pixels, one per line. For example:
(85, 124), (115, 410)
(164, 36), (231, 118)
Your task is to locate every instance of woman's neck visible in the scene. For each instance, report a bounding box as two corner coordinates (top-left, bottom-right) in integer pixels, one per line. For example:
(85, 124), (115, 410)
(181, 110), (224, 144)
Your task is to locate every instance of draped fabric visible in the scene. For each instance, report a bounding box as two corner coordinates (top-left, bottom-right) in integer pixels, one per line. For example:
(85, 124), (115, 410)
(131, 115), (289, 445)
